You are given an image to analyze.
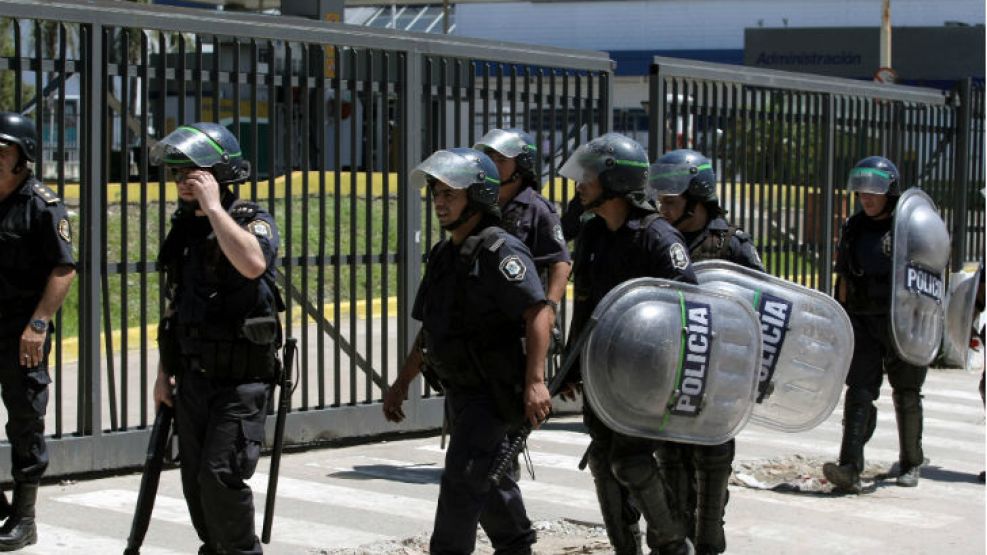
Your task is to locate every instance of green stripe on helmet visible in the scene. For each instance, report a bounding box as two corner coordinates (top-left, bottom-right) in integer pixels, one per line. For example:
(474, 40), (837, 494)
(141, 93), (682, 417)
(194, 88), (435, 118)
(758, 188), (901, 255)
(178, 125), (227, 157)
(485, 175), (501, 185)
(615, 159), (649, 169)
(850, 167), (891, 179)
(650, 169), (694, 180)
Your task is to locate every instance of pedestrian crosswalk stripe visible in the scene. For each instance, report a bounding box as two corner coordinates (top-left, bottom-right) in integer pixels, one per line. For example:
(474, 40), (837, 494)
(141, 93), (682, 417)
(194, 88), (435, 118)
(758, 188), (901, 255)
(247, 472), (438, 522)
(735, 429), (980, 470)
(308, 451), (600, 511)
(744, 489), (963, 529)
(922, 388), (983, 403)
(735, 522), (886, 551)
(21, 522), (185, 555)
(527, 429), (591, 447)
(416, 444), (584, 473)
(808, 419), (985, 452)
(53, 489), (387, 549)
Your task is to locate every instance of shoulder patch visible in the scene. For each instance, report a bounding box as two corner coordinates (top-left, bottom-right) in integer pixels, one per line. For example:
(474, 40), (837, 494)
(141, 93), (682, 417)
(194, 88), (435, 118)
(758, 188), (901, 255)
(32, 182), (60, 205)
(247, 219), (272, 239)
(57, 217), (71, 242)
(669, 242), (690, 270)
(553, 224), (565, 245)
(881, 231), (892, 257)
(499, 255), (527, 282)
(747, 243), (763, 268)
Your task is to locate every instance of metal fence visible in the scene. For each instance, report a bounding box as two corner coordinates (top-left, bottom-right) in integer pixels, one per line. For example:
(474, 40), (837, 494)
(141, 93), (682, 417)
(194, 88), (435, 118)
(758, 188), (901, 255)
(0, 0), (612, 478)
(644, 57), (986, 293)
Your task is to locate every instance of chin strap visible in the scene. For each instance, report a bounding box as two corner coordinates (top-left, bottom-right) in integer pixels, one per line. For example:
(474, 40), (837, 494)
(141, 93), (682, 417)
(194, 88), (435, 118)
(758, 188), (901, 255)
(583, 189), (620, 211)
(441, 205), (477, 231)
(672, 197), (699, 227)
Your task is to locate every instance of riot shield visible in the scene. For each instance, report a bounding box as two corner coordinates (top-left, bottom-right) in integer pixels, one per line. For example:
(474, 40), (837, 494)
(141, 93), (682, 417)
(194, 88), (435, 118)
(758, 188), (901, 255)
(694, 260), (854, 433)
(581, 277), (762, 445)
(891, 188), (950, 366)
(942, 264), (983, 369)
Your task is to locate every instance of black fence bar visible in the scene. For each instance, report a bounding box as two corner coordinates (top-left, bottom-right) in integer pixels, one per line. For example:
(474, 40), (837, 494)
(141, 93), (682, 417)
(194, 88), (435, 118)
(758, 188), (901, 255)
(648, 57), (982, 293)
(0, 1), (613, 477)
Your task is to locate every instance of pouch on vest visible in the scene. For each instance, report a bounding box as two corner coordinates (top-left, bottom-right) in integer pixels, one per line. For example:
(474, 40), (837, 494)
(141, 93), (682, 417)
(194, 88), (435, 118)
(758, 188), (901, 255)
(157, 315), (184, 376)
(242, 315), (279, 345)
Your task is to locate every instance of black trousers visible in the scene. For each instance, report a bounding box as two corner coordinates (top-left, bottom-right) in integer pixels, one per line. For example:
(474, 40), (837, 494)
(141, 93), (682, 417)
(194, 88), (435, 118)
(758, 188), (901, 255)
(176, 370), (269, 555)
(846, 313), (927, 398)
(430, 391), (535, 555)
(0, 334), (50, 484)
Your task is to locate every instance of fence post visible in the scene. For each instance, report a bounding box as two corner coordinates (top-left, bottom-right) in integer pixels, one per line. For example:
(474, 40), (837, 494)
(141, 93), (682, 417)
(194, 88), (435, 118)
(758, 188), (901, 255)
(79, 22), (104, 439)
(398, 50), (423, 406)
(821, 93), (836, 294)
(647, 63), (663, 162)
(598, 66), (613, 133)
(951, 77), (972, 272)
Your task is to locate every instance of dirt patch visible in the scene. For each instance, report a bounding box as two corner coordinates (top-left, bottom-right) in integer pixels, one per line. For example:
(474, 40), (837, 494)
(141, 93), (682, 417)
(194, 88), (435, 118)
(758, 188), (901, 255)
(311, 519), (612, 555)
(732, 454), (897, 493)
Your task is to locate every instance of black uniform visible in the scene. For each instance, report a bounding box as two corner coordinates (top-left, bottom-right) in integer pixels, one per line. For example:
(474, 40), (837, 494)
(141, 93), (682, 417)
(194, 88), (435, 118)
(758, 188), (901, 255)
(0, 174), (74, 485)
(659, 216), (764, 555)
(413, 220), (546, 555)
(158, 194), (281, 555)
(569, 210), (696, 555)
(833, 210), (927, 476)
(500, 186), (570, 276)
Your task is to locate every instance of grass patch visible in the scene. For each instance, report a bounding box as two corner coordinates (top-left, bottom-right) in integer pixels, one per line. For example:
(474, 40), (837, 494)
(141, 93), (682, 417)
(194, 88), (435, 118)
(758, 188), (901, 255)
(55, 193), (445, 339)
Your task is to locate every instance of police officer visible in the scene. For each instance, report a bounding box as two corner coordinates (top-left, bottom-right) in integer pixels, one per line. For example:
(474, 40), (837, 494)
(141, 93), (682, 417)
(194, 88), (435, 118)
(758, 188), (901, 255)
(150, 123), (283, 554)
(648, 149), (763, 555)
(473, 128), (571, 307)
(560, 133), (696, 555)
(823, 156), (926, 492)
(382, 147), (553, 555)
(474, 128), (572, 479)
(0, 112), (75, 551)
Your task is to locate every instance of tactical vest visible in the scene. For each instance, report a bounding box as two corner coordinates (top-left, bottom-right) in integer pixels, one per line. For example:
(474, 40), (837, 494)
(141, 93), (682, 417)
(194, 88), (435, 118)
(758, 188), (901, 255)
(0, 179), (61, 321)
(840, 215), (892, 314)
(420, 226), (527, 424)
(689, 224), (739, 262)
(158, 200), (284, 382)
(569, 211), (662, 376)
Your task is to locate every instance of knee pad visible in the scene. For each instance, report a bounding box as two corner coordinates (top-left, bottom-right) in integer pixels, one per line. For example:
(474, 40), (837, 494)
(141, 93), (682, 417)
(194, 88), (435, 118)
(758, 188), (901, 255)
(892, 390), (922, 412)
(845, 386), (875, 408)
(611, 455), (659, 489)
(694, 441), (735, 472)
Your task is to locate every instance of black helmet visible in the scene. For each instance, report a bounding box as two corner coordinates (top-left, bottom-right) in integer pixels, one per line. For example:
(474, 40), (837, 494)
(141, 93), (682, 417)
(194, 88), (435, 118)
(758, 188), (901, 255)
(473, 128), (536, 181)
(149, 122), (251, 184)
(559, 132), (650, 208)
(411, 147), (501, 218)
(0, 112), (38, 163)
(648, 149), (717, 204)
(847, 156), (900, 196)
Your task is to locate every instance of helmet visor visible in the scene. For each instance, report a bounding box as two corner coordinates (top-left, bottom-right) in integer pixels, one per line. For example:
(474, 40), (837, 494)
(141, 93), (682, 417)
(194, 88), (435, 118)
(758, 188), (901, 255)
(847, 167), (892, 194)
(411, 149), (499, 191)
(647, 161), (711, 197)
(149, 126), (232, 168)
(473, 129), (531, 159)
(558, 143), (607, 183)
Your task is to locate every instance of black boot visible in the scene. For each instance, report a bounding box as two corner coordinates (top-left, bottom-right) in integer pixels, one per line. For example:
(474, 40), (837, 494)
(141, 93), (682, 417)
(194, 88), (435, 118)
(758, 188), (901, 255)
(588, 454), (643, 555)
(0, 492), (10, 523)
(824, 389), (875, 493)
(611, 455), (688, 555)
(893, 390), (924, 487)
(656, 442), (696, 543)
(0, 483), (37, 551)
(693, 442), (733, 555)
